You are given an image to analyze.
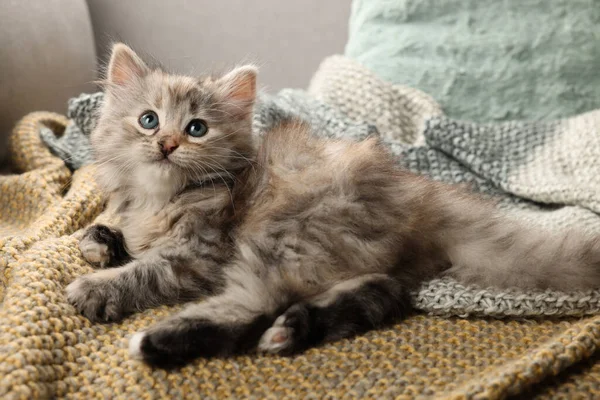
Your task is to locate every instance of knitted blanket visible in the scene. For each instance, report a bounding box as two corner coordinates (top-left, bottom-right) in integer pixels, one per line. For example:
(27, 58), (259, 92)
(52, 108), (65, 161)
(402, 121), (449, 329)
(1, 55), (599, 399)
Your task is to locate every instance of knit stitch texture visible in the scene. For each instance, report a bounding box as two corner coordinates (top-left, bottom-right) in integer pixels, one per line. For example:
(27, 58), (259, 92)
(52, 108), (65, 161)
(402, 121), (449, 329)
(1, 55), (599, 398)
(39, 93), (103, 170)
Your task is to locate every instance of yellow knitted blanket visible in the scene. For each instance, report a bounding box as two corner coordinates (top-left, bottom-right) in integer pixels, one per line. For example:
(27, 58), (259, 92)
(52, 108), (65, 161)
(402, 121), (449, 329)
(1, 113), (600, 400)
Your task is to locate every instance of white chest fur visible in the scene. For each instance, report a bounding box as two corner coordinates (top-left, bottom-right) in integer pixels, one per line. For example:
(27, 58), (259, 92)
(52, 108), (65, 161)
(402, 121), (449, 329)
(115, 166), (184, 257)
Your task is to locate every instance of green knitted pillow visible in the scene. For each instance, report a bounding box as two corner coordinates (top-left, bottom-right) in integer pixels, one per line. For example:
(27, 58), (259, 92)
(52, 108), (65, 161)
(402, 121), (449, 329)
(345, 0), (600, 122)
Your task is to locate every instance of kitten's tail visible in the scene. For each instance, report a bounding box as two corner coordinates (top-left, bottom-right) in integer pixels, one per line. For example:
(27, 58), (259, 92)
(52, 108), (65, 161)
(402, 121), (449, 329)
(434, 191), (600, 292)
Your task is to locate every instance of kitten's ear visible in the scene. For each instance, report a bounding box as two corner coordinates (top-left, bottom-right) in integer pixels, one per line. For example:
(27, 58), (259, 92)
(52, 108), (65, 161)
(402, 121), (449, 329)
(216, 65), (257, 117)
(107, 43), (149, 86)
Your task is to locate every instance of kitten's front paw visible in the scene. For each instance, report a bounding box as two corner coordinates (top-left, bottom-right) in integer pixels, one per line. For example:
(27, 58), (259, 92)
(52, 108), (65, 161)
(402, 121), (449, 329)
(79, 235), (110, 268)
(66, 273), (126, 322)
(79, 224), (130, 268)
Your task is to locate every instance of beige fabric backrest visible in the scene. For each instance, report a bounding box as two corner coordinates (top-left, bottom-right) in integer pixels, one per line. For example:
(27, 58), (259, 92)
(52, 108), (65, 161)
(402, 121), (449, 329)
(0, 0), (97, 167)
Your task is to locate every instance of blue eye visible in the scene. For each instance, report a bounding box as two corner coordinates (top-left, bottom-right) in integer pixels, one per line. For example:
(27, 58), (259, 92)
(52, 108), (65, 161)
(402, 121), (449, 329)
(185, 119), (208, 138)
(139, 111), (159, 129)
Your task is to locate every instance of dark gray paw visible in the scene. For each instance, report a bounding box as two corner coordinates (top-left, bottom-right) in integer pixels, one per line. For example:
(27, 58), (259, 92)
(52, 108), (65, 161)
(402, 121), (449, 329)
(79, 224), (130, 268)
(66, 272), (127, 322)
(258, 304), (310, 355)
(128, 319), (233, 368)
(128, 329), (193, 369)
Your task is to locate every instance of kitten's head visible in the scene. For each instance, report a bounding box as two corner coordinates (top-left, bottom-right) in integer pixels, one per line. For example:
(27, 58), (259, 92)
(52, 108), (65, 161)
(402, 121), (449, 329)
(92, 43), (256, 196)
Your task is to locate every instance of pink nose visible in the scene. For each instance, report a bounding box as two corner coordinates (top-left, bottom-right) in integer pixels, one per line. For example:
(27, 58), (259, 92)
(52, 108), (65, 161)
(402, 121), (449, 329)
(159, 140), (179, 156)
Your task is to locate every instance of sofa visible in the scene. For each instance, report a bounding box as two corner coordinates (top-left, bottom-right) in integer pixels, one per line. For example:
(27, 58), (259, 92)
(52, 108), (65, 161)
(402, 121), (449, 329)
(0, 0), (350, 168)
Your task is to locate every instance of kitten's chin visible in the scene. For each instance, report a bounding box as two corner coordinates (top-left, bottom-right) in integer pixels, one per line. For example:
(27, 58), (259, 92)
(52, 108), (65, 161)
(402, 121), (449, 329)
(147, 155), (177, 169)
(141, 162), (175, 178)
(133, 163), (184, 200)
(157, 158), (174, 167)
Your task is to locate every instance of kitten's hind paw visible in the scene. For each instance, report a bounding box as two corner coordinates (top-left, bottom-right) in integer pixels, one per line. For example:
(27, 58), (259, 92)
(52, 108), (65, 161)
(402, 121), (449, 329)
(127, 330), (190, 369)
(258, 322), (293, 353)
(128, 331), (146, 360)
(258, 304), (311, 355)
(128, 318), (234, 368)
(129, 313), (275, 367)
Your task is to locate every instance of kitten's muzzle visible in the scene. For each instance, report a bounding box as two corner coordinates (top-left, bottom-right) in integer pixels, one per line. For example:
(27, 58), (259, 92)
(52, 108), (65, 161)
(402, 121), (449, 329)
(158, 138), (179, 157)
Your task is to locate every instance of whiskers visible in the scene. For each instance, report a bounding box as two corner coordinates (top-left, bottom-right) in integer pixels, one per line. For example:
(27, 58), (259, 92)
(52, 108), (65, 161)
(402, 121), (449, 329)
(176, 154), (248, 210)
(94, 152), (139, 189)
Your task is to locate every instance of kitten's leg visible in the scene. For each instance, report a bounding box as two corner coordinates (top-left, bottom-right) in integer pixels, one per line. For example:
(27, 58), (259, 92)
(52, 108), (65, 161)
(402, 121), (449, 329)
(258, 274), (411, 355)
(79, 224), (131, 268)
(129, 268), (283, 368)
(66, 256), (218, 322)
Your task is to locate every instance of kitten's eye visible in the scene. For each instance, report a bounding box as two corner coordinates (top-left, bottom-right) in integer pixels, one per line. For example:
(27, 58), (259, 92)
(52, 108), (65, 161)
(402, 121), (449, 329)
(139, 111), (159, 129)
(185, 119), (208, 138)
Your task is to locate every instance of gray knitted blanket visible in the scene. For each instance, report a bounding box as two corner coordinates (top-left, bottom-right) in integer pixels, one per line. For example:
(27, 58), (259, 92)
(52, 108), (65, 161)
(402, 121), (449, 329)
(41, 55), (600, 319)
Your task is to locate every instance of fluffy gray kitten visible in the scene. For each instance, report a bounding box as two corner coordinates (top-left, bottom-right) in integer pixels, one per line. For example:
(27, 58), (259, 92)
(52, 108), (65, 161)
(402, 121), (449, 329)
(66, 43), (600, 368)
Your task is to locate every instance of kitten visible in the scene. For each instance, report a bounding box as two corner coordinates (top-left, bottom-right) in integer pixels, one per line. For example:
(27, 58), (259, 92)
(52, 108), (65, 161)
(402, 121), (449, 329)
(67, 43), (600, 368)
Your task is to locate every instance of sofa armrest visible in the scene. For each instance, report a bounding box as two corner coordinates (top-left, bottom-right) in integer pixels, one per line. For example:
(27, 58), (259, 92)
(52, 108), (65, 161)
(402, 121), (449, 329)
(0, 0), (97, 167)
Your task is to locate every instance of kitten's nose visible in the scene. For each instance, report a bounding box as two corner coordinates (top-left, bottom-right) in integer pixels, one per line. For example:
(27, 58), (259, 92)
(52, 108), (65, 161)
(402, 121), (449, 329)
(159, 139), (179, 157)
